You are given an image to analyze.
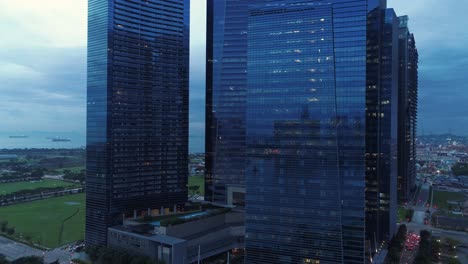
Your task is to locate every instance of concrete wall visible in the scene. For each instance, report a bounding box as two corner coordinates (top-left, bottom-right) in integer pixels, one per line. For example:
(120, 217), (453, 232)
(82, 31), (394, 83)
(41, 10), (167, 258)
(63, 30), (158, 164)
(108, 212), (245, 263)
(108, 229), (158, 260)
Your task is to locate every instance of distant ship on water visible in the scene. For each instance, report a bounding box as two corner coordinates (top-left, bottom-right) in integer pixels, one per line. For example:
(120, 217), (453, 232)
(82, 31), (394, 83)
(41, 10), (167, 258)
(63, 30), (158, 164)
(9, 135), (28, 138)
(46, 137), (72, 142)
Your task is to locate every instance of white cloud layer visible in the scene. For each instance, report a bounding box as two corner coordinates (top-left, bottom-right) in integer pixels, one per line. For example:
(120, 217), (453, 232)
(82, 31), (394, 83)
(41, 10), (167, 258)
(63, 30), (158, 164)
(0, 0), (467, 149)
(0, 0), (87, 48)
(0, 63), (42, 79)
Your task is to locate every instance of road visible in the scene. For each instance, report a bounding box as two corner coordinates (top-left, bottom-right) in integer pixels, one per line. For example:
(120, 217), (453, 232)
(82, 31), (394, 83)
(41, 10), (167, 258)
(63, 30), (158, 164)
(407, 224), (468, 245)
(43, 175), (65, 180)
(401, 182), (468, 263)
(407, 183), (468, 244)
(412, 184), (430, 225)
(399, 246), (418, 264)
(414, 184), (430, 209)
(0, 236), (75, 263)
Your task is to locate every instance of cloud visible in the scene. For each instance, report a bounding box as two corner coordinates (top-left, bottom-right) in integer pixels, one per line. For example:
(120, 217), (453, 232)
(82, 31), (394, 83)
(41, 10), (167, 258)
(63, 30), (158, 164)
(0, 47), (86, 133)
(0, 0), (466, 153)
(0, 0), (87, 48)
(0, 63), (43, 80)
(391, 0), (468, 135)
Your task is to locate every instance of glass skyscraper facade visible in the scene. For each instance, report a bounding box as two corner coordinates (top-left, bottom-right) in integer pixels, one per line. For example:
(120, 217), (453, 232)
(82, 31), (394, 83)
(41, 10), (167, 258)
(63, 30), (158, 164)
(205, 0), (248, 205)
(205, 0), (415, 263)
(397, 16), (418, 203)
(86, 0), (189, 246)
(246, 1), (368, 262)
(365, 5), (399, 251)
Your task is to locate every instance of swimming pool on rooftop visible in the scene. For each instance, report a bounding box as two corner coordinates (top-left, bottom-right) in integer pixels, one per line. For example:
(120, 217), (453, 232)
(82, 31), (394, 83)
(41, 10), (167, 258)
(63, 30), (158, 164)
(179, 211), (210, 220)
(149, 211), (211, 226)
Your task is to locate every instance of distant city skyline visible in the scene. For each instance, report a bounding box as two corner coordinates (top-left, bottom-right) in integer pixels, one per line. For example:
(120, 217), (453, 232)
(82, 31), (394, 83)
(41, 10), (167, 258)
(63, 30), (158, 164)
(0, 0), (467, 153)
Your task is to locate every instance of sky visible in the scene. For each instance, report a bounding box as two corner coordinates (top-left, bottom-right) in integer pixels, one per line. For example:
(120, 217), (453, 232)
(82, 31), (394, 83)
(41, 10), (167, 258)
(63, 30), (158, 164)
(0, 0), (466, 152)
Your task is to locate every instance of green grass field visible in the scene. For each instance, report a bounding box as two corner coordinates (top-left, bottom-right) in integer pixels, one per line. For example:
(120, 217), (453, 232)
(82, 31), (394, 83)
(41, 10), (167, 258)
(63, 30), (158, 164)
(0, 193), (85, 248)
(398, 207), (409, 222)
(433, 190), (466, 210)
(0, 179), (80, 195)
(189, 175), (204, 195)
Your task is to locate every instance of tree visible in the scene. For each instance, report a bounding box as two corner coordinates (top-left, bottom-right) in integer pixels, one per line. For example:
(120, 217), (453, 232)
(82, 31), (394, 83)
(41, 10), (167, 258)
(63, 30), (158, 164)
(414, 230), (432, 264)
(130, 256), (153, 264)
(446, 238), (459, 246)
(446, 238), (460, 253)
(112, 251), (131, 264)
(395, 224), (407, 244)
(0, 254), (8, 264)
(85, 245), (100, 263)
(413, 253), (430, 264)
(188, 185), (200, 194)
(85, 245), (165, 264)
(452, 162), (468, 176)
(447, 257), (461, 264)
(30, 169), (44, 179)
(97, 247), (114, 264)
(430, 238), (441, 262)
(0, 221), (8, 233)
(387, 247), (400, 263)
(7, 227), (15, 236)
(11, 256), (44, 264)
(420, 230), (430, 240)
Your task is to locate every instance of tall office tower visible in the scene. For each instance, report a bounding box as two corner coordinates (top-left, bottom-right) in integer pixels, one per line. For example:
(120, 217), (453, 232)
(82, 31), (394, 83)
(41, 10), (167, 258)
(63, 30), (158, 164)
(365, 5), (399, 253)
(397, 16), (418, 203)
(86, 0), (189, 246)
(205, 0), (249, 206)
(244, 1), (399, 263)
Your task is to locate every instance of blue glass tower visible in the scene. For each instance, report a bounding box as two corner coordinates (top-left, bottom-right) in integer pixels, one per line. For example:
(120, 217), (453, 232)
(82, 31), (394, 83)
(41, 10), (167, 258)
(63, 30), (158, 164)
(206, 0), (405, 263)
(246, 1), (368, 262)
(86, 0), (189, 246)
(205, 0), (248, 206)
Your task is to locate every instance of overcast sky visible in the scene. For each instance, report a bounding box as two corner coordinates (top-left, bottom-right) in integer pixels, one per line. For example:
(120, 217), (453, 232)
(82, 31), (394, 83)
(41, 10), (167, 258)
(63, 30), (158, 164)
(0, 0), (466, 152)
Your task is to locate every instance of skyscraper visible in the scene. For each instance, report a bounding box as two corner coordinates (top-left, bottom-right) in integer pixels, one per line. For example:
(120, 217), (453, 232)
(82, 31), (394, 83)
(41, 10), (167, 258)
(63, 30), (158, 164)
(397, 16), (418, 203)
(245, 1), (369, 262)
(206, 0), (416, 262)
(205, 0), (249, 206)
(86, 0), (189, 246)
(365, 5), (399, 252)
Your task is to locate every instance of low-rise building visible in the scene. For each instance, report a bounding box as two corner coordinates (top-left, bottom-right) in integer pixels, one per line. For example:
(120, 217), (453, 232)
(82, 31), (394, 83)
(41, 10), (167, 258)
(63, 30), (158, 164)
(108, 204), (244, 264)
